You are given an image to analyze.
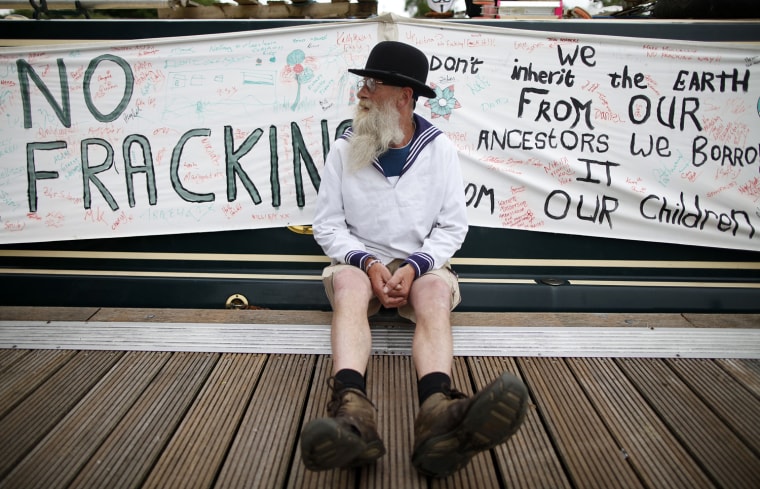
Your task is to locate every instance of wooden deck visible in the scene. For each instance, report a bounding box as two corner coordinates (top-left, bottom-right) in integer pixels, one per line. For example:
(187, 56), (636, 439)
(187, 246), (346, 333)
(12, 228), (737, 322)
(0, 307), (759, 489)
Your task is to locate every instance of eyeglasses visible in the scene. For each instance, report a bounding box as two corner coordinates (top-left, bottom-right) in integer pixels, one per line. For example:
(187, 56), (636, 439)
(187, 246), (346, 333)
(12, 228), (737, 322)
(356, 78), (386, 92)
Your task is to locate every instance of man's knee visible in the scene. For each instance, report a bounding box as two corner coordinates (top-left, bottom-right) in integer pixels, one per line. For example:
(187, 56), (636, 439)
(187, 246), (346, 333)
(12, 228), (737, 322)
(331, 266), (372, 299)
(411, 274), (451, 304)
(333, 266), (368, 286)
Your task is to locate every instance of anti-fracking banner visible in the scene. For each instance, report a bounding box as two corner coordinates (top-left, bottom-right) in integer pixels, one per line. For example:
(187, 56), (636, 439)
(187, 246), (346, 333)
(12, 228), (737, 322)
(0, 15), (758, 251)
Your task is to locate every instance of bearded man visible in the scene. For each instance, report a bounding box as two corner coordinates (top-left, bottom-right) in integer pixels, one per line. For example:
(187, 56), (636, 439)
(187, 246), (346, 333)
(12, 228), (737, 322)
(301, 41), (529, 478)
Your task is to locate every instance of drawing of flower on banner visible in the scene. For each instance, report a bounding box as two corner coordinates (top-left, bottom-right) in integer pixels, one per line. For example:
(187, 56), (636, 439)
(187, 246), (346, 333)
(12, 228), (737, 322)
(425, 83), (461, 120)
(284, 49), (315, 111)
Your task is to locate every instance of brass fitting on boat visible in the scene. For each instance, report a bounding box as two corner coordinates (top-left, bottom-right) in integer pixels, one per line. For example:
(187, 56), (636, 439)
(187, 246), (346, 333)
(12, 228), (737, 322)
(225, 293), (249, 309)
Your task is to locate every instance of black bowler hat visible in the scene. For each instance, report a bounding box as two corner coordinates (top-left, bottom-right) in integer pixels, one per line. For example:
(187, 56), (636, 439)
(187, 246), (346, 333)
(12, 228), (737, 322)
(348, 41), (436, 99)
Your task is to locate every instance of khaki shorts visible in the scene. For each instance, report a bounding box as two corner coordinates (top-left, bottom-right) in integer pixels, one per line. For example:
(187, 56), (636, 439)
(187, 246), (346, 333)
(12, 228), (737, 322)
(322, 259), (461, 323)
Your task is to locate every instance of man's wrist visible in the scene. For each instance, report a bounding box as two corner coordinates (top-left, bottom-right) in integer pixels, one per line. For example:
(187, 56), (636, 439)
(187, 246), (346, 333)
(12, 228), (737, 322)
(398, 262), (417, 281)
(364, 258), (382, 273)
(346, 250), (373, 270)
(403, 252), (434, 279)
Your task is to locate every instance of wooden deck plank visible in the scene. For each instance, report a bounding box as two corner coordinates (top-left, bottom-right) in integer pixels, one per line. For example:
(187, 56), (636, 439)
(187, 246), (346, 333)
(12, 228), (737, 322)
(0, 351), (171, 488)
(683, 314), (760, 328)
(0, 351), (123, 479)
(88, 308), (709, 329)
(91, 307), (334, 325)
(567, 357), (714, 488)
(665, 358), (760, 455)
(142, 353), (267, 489)
(287, 355), (358, 489)
(0, 349), (77, 418)
(518, 357), (644, 489)
(617, 358), (760, 489)
(430, 357), (503, 489)
(214, 354), (314, 489)
(0, 306), (98, 322)
(715, 358), (760, 398)
(469, 356), (572, 489)
(365, 355), (426, 489)
(452, 312), (694, 328)
(0, 349), (30, 371)
(69, 352), (219, 489)
(3, 307), (760, 331)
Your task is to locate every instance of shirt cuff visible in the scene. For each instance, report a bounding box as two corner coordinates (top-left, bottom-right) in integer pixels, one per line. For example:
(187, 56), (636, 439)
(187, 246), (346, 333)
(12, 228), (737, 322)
(403, 252), (434, 279)
(345, 250), (374, 270)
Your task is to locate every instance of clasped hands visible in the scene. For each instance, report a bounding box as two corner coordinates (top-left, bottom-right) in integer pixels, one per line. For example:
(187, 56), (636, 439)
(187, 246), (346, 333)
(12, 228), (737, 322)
(367, 261), (416, 309)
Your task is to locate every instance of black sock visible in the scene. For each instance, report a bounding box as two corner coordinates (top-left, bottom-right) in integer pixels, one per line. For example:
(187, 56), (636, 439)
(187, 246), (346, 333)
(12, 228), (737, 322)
(334, 368), (366, 394)
(417, 372), (452, 405)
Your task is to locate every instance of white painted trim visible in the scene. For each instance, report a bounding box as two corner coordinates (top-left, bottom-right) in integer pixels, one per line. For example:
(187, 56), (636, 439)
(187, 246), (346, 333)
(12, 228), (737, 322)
(2, 249), (758, 270)
(1, 321), (758, 359)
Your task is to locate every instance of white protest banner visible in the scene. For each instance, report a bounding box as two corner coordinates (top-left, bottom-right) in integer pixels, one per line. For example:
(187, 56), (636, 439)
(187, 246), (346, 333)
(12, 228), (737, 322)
(1, 15), (759, 251)
(0, 21), (373, 243)
(397, 20), (760, 252)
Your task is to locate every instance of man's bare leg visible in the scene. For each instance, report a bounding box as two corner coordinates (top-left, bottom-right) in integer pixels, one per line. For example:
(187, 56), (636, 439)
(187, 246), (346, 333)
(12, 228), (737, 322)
(330, 266), (374, 375)
(408, 274), (529, 478)
(300, 266), (385, 471)
(409, 274), (454, 378)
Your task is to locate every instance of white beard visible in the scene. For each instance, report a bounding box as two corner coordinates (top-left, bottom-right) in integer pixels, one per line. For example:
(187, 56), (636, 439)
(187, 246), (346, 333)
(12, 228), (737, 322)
(347, 98), (405, 171)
